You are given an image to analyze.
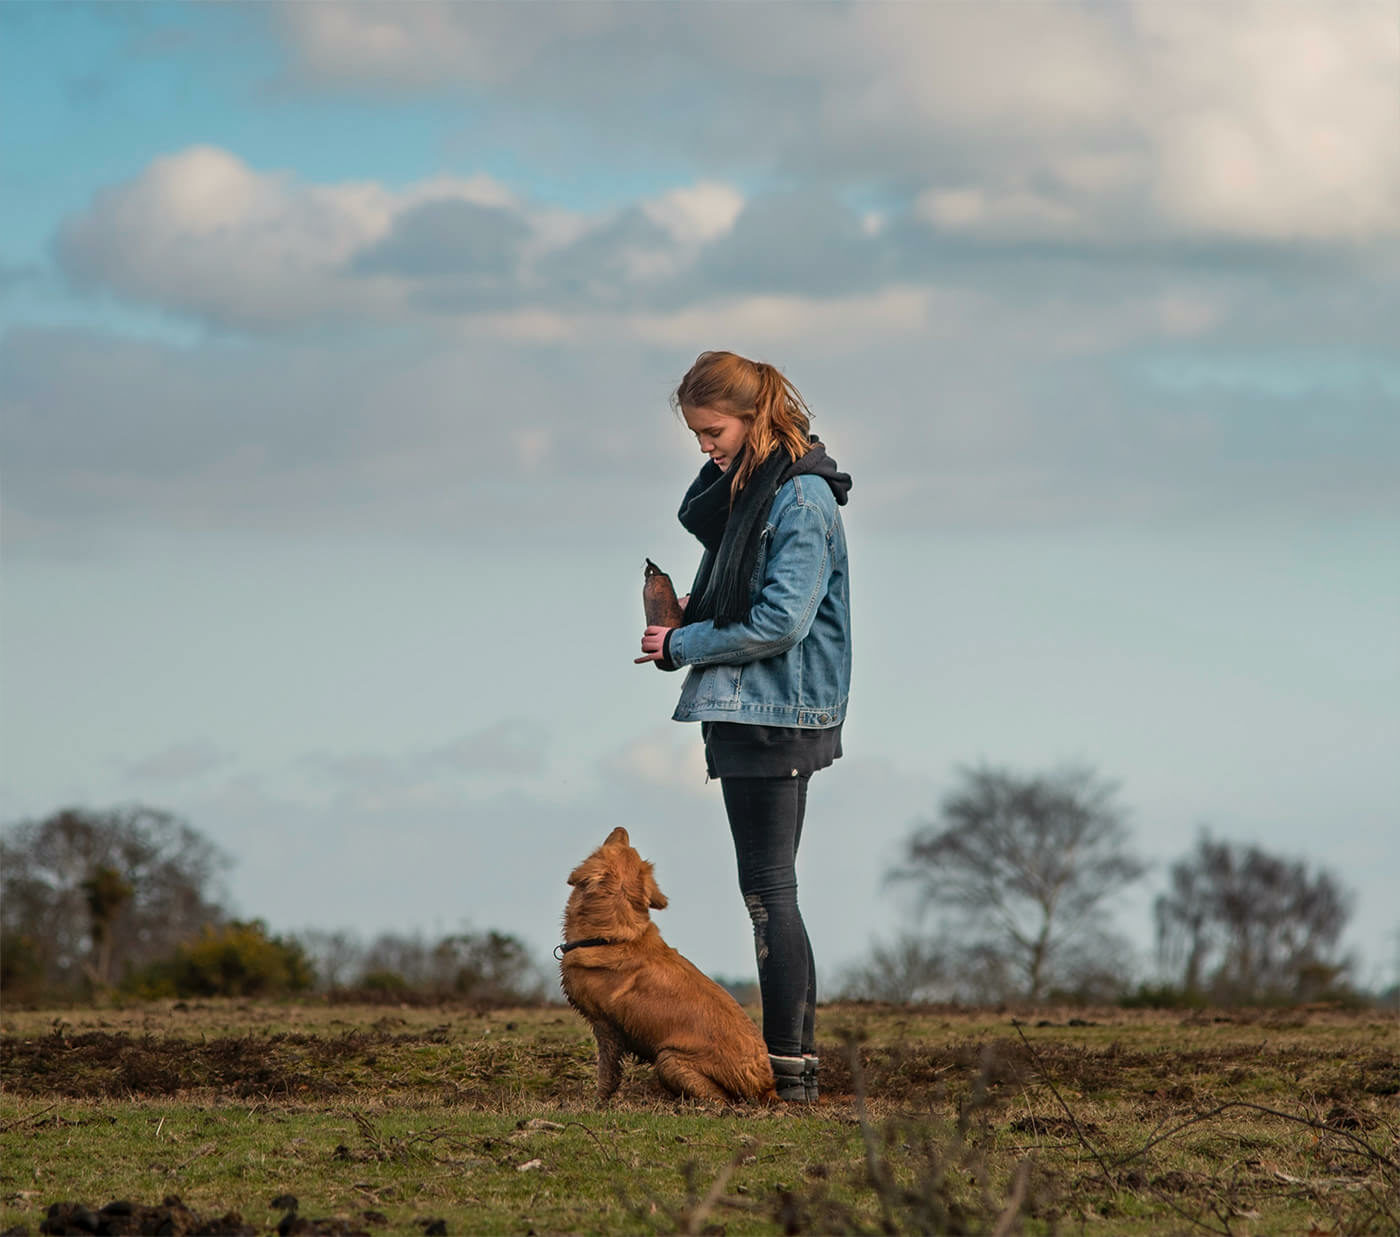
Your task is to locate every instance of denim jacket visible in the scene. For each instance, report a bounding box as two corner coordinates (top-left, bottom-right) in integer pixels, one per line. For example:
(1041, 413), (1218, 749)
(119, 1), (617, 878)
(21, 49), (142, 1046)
(667, 474), (850, 727)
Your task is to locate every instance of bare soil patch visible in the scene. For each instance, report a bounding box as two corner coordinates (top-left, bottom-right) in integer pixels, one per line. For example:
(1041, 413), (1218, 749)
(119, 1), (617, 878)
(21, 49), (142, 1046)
(4, 1002), (1396, 1236)
(7, 1004), (1398, 1113)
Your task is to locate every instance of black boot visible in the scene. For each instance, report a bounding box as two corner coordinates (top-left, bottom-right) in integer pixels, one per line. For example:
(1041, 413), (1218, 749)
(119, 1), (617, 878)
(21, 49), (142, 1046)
(802, 1054), (819, 1103)
(769, 1054), (807, 1102)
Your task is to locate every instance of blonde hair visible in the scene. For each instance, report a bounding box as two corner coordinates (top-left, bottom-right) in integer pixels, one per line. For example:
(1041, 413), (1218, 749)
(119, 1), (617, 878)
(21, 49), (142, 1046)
(672, 351), (812, 495)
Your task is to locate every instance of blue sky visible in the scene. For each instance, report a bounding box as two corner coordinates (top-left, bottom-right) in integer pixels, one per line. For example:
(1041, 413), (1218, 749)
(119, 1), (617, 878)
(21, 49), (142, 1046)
(3, 1), (1397, 994)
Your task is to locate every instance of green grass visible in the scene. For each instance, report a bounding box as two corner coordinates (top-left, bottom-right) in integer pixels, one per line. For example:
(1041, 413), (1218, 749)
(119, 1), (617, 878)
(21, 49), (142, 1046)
(3, 1100), (873, 1235)
(2, 1001), (1396, 1234)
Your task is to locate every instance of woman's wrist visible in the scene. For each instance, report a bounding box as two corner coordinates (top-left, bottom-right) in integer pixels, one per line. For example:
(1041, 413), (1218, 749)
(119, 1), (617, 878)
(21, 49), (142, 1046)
(659, 628), (679, 671)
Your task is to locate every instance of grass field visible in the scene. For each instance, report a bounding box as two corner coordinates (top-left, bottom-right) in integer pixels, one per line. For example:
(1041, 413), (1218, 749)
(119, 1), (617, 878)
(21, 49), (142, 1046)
(1, 1000), (1396, 1235)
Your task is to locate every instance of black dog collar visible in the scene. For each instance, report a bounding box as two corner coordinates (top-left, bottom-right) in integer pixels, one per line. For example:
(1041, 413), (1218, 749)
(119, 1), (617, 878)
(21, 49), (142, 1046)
(554, 937), (616, 960)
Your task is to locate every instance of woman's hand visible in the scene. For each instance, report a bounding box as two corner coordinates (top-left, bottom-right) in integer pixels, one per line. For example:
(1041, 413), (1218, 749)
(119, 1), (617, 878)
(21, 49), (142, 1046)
(634, 625), (673, 664)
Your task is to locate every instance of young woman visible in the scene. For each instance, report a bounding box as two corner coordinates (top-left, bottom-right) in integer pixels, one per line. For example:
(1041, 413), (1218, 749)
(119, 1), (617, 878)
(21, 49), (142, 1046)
(635, 350), (852, 1103)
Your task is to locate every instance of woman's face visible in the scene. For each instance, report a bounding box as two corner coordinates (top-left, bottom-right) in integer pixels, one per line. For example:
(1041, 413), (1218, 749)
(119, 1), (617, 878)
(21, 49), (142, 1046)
(682, 405), (749, 472)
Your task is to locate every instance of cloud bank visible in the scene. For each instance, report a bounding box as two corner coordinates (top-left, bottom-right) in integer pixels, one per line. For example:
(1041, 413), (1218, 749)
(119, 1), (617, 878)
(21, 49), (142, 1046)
(276, 1), (1400, 244)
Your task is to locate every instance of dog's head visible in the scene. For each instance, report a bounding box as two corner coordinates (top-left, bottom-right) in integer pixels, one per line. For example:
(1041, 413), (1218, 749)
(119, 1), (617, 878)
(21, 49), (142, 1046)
(566, 826), (668, 931)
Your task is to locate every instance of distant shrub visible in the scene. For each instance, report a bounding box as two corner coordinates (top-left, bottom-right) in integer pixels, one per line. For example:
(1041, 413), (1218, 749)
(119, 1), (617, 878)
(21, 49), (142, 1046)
(358, 968), (410, 993)
(2, 805), (232, 1001)
(1121, 971), (1369, 1011)
(439, 930), (546, 1004)
(714, 975), (759, 1006)
(1119, 983), (1209, 1010)
(1289, 961), (1362, 1006)
(0, 931), (47, 1005)
(309, 928), (549, 1006)
(126, 920), (315, 998)
(833, 935), (952, 1005)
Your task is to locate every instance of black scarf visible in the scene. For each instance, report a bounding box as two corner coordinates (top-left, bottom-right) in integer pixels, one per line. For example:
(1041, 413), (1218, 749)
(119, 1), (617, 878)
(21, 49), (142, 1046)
(677, 439), (850, 629)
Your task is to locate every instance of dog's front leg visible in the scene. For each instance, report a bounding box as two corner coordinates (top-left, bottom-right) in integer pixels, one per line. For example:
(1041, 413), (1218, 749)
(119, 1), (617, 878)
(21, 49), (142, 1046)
(592, 1021), (625, 1102)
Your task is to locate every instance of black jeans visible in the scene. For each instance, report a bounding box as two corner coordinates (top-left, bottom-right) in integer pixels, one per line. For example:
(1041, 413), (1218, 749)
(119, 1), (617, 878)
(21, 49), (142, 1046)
(721, 774), (816, 1058)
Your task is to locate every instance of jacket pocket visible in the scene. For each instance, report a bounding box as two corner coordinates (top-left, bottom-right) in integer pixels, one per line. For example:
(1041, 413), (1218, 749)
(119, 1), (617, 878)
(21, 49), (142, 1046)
(695, 663), (742, 710)
(748, 527), (773, 597)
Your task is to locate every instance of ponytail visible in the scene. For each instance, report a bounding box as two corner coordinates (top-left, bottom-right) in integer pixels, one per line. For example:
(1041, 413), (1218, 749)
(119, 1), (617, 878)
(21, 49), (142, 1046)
(673, 351), (812, 496)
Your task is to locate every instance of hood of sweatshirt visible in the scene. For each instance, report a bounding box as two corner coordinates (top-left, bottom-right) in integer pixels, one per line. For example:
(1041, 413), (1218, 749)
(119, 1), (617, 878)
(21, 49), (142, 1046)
(783, 436), (852, 505)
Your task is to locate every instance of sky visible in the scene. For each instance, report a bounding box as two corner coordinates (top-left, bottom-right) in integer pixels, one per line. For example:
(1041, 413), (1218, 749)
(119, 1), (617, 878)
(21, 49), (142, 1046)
(2, 1), (1397, 995)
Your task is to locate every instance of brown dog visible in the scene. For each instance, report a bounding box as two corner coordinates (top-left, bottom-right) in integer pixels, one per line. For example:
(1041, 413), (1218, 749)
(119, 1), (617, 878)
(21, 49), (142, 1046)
(559, 826), (776, 1104)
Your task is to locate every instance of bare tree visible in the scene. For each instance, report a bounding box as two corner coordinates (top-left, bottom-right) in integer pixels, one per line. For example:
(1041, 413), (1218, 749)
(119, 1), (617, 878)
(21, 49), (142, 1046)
(80, 864), (133, 991)
(836, 934), (951, 1004)
(1, 806), (230, 996)
(435, 930), (547, 1003)
(296, 928), (362, 990)
(1156, 832), (1354, 1002)
(887, 765), (1146, 1001)
(322, 928), (548, 1003)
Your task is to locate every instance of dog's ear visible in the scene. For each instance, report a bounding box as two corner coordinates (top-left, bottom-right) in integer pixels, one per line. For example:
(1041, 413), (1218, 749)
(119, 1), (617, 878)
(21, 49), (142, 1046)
(623, 858), (666, 916)
(642, 862), (668, 910)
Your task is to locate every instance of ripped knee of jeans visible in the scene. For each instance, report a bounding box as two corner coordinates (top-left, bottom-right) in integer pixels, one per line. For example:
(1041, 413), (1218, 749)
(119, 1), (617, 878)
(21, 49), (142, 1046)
(743, 892), (770, 964)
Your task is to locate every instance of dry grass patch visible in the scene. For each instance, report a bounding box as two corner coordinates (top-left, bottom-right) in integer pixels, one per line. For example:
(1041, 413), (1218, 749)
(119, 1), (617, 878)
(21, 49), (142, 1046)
(2, 1001), (1395, 1235)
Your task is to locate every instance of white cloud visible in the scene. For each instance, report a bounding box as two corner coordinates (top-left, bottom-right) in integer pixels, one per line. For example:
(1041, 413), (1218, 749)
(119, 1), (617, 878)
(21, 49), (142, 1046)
(915, 186), (1083, 238)
(1140, 4), (1400, 241)
(47, 154), (931, 341)
(7, 229), (1394, 559)
(53, 147), (544, 329)
(53, 145), (756, 331)
(464, 309), (580, 343)
(57, 146), (400, 327)
(640, 182), (745, 246)
(426, 720), (549, 777)
(278, 2), (603, 90)
(49, 146), (938, 342)
(897, 4), (1399, 245)
(272, 2), (1400, 246)
(626, 286), (933, 350)
(514, 428), (552, 471)
(599, 726), (709, 796)
(297, 720), (550, 796)
(1156, 293), (1222, 340)
(124, 740), (230, 783)
(52, 1), (1400, 342)
(838, 2), (1135, 141)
